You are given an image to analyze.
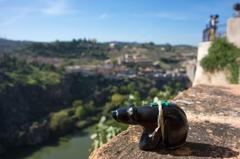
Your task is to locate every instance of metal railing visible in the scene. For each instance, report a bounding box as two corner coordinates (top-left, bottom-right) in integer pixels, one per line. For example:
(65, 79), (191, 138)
(202, 24), (226, 42)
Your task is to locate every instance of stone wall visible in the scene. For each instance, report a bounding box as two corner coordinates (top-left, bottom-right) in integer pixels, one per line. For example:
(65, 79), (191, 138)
(193, 42), (229, 85)
(227, 17), (240, 48)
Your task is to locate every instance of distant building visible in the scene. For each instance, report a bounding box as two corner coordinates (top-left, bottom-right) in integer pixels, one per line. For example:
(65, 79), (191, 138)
(109, 43), (116, 49)
(104, 59), (112, 64)
(27, 56), (61, 67)
(160, 47), (166, 51)
(123, 54), (153, 67)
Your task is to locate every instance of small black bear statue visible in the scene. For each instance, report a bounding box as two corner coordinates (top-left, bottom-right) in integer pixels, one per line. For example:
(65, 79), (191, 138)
(112, 101), (188, 151)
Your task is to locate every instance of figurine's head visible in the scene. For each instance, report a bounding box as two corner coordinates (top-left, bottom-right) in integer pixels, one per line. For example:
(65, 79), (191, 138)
(112, 105), (159, 128)
(112, 105), (138, 124)
(112, 103), (189, 150)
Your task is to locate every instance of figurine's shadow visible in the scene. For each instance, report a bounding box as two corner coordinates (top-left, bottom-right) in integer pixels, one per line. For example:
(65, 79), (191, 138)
(153, 142), (239, 158)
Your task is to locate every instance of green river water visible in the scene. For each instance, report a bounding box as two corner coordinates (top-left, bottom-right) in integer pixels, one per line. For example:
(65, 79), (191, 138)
(2, 128), (93, 159)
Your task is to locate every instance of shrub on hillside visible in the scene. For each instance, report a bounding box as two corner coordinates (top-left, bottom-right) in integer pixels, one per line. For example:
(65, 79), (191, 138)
(90, 116), (123, 150)
(201, 38), (240, 84)
(75, 107), (86, 119)
(49, 110), (73, 132)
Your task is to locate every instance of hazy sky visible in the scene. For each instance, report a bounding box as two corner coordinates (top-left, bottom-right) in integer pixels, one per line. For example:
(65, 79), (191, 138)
(0, 0), (238, 45)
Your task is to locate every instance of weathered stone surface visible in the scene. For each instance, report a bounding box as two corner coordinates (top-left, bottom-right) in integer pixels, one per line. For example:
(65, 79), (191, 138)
(90, 85), (240, 159)
(0, 144), (6, 154)
(26, 120), (49, 145)
(227, 17), (240, 48)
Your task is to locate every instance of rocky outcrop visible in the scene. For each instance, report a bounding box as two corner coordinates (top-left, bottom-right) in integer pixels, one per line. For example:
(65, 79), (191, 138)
(26, 120), (50, 145)
(90, 85), (240, 159)
(0, 144), (5, 154)
(0, 84), (66, 152)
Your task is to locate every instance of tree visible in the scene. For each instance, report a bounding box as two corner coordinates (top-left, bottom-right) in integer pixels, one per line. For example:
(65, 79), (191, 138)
(72, 100), (83, 108)
(49, 110), (71, 131)
(149, 88), (159, 98)
(165, 43), (172, 52)
(75, 107), (86, 119)
(111, 93), (125, 106)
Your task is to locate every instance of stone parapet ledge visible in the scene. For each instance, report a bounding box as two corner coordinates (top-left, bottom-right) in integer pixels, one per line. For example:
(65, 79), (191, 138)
(90, 85), (240, 159)
(227, 17), (240, 48)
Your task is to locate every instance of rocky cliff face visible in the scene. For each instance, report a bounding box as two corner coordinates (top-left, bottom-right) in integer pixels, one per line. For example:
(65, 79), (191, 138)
(0, 84), (68, 153)
(90, 85), (240, 159)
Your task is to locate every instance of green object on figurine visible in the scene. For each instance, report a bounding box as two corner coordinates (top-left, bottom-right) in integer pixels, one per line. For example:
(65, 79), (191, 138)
(161, 100), (170, 107)
(150, 97), (170, 108)
(150, 102), (158, 108)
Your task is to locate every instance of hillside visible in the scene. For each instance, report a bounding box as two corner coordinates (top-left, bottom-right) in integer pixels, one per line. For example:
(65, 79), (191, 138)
(0, 38), (196, 65)
(0, 39), (196, 155)
(0, 38), (32, 54)
(0, 55), (191, 154)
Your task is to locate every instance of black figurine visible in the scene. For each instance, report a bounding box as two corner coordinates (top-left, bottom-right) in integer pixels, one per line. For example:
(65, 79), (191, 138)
(112, 100), (188, 151)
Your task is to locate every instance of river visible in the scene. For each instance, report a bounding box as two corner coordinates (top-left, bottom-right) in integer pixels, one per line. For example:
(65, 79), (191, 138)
(2, 127), (93, 159)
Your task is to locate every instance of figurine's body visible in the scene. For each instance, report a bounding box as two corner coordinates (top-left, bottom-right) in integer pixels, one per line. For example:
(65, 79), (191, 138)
(112, 102), (188, 150)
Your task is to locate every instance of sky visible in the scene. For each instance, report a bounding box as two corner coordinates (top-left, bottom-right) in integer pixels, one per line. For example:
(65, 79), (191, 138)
(0, 0), (239, 45)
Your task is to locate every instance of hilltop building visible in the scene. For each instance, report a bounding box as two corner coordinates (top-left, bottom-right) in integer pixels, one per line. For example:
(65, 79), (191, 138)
(119, 54), (153, 67)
